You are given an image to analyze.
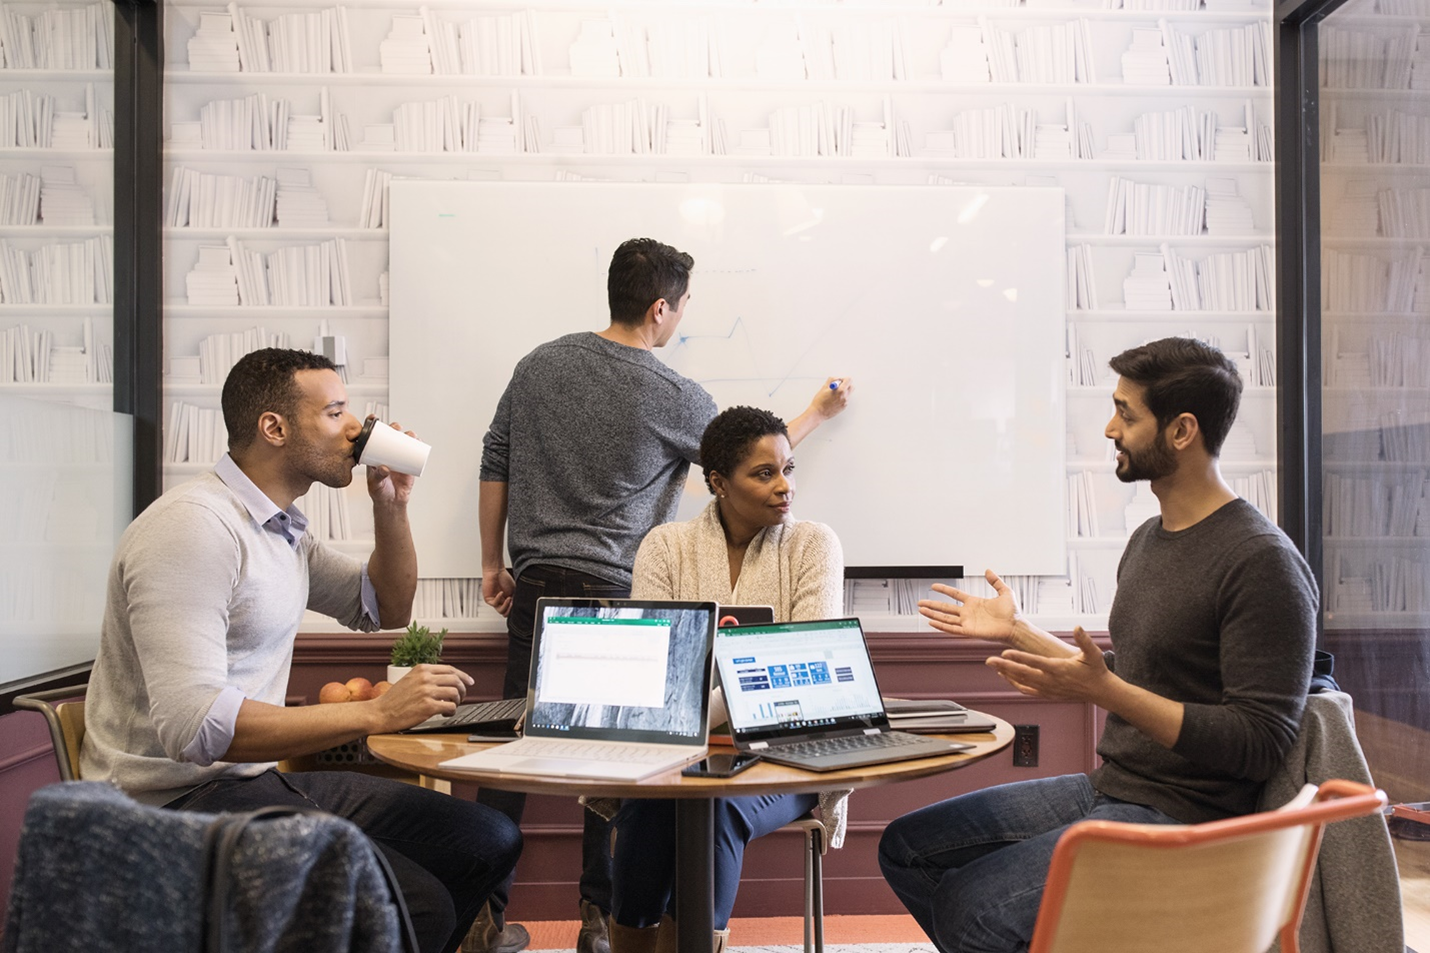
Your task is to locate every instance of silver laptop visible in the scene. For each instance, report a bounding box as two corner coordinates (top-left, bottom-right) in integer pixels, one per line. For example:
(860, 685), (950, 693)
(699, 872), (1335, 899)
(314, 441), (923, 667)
(440, 597), (717, 781)
(714, 618), (973, 772)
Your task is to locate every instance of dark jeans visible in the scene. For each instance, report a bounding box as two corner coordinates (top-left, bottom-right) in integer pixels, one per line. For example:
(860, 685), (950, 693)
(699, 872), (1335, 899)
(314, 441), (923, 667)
(171, 768), (522, 953)
(611, 793), (818, 929)
(477, 563), (629, 926)
(878, 774), (1180, 953)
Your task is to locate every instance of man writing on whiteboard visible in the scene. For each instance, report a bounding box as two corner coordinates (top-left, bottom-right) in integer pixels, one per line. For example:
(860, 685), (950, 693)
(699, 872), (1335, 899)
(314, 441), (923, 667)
(475, 237), (850, 953)
(878, 337), (1317, 953)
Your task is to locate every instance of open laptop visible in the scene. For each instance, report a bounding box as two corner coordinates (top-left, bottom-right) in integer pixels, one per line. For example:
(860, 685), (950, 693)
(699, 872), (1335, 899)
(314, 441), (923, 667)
(714, 618), (973, 772)
(439, 597), (717, 781)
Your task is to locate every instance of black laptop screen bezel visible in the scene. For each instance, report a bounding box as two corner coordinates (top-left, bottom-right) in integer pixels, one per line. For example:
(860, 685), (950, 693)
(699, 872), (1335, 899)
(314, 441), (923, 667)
(714, 618), (892, 747)
(526, 597), (717, 745)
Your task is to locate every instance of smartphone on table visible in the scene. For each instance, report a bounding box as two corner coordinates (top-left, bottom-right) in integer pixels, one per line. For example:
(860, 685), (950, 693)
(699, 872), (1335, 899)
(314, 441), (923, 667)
(682, 752), (761, 778)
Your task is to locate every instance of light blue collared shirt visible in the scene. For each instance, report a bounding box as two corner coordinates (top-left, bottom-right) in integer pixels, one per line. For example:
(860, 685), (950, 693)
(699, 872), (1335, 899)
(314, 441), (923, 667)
(182, 455), (380, 766)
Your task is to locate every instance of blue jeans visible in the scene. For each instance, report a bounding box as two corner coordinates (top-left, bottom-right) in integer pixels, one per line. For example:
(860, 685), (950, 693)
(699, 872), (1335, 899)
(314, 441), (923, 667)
(477, 564), (629, 925)
(611, 792), (818, 929)
(878, 774), (1179, 953)
(170, 768), (522, 953)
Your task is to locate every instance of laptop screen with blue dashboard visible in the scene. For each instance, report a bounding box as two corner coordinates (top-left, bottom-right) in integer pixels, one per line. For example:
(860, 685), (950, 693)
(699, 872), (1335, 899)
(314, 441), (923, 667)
(713, 618), (890, 744)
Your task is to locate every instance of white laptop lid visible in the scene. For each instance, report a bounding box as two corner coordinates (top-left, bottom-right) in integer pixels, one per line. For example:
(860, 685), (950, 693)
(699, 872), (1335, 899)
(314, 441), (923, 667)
(714, 618), (892, 746)
(526, 597), (718, 746)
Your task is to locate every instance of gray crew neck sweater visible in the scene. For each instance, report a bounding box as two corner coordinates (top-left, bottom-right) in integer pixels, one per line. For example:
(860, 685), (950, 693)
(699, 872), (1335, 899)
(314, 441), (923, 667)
(1090, 498), (1317, 823)
(480, 331), (717, 586)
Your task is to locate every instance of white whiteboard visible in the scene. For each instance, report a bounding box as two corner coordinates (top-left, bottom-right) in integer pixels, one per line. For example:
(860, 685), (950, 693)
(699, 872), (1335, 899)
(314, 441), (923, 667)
(390, 181), (1066, 577)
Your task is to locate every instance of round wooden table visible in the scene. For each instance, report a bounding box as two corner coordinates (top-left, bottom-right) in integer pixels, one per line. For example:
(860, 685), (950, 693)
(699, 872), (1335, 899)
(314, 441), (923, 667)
(368, 715), (1013, 951)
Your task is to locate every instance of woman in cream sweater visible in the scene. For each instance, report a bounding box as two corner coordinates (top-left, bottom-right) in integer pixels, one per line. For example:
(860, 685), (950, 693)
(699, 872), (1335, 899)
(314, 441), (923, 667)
(609, 405), (845, 953)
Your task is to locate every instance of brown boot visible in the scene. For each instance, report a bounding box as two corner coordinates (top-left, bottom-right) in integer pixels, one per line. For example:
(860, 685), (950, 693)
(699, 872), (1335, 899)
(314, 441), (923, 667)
(653, 915), (676, 953)
(607, 920), (660, 953)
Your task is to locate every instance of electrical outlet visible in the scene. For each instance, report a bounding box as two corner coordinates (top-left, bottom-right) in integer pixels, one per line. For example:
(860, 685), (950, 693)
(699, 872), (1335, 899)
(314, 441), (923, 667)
(1013, 724), (1039, 767)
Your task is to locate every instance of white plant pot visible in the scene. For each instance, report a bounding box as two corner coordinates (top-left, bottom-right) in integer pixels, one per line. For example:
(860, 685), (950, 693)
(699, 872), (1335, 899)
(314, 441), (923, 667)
(387, 665), (413, 683)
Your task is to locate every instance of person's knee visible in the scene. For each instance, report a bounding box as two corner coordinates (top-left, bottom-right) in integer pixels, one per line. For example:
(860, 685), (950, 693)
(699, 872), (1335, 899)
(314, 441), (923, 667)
(481, 806), (524, 874)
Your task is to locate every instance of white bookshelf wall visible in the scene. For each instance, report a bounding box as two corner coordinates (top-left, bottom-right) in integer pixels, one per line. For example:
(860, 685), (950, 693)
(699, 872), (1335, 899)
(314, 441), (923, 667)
(158, 0), (1278, 634)
(0, 1), (115, 411)
(1319, 0), (1430, 633)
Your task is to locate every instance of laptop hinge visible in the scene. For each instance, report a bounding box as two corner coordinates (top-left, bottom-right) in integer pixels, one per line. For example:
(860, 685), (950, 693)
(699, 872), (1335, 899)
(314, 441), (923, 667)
(749, 742), (769, 751)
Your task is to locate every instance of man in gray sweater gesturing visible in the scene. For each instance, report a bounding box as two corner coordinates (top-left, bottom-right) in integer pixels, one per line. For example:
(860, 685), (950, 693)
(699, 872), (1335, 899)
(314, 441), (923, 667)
(878, 337), (1318, 953)
(84, 348), (522, 953)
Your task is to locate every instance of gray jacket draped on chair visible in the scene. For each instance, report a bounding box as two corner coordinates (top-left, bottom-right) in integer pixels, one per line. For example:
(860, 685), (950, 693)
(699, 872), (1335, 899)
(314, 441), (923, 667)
(1259, 690), (1403, 953)
(3, 781), (404, 953)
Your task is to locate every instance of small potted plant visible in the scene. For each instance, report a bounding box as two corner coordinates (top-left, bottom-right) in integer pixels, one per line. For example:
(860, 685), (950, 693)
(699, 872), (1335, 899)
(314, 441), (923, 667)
(388, 621), (447, 683)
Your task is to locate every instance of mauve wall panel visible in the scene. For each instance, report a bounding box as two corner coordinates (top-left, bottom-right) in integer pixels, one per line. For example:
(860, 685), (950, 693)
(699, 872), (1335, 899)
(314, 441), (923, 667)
(0, 710), (64, 921)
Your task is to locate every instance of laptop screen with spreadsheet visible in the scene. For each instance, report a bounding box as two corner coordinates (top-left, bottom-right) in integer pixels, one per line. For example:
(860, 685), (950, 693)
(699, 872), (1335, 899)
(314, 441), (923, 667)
(714, 618), (890, 745)
(526, 598), (717, 745)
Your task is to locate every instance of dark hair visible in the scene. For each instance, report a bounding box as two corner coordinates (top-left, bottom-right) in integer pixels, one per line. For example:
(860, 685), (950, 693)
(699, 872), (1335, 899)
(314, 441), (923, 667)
(607, 238), (694, 326)
(699, 405), (789, 494)
(1108, 337), (1243, 456)
(222, 347), (337, 454)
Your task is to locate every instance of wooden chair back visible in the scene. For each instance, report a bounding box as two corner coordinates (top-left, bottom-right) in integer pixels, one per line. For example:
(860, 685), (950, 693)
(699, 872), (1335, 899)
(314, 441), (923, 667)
(1029, 779), (1388, 953)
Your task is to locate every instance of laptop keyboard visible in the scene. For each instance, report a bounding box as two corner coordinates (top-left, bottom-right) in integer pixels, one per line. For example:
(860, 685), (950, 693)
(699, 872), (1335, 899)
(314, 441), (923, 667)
(773, 731), (926, 759)
(502, 739), (677, 763)
(444, 697), (525, 727)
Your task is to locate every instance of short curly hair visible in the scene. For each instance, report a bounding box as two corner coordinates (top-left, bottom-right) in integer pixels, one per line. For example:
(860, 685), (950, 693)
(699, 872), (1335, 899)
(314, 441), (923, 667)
(222, 347), (337, 454)
(699, 405), (789, 494)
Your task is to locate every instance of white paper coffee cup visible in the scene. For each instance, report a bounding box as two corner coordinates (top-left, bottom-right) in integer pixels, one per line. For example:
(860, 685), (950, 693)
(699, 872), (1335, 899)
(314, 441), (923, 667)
(353, 418), (431, 477)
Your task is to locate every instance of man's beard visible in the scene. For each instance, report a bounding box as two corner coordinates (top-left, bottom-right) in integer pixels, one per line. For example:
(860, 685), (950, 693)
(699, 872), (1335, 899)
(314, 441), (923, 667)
(1115, 429), (1176, 483)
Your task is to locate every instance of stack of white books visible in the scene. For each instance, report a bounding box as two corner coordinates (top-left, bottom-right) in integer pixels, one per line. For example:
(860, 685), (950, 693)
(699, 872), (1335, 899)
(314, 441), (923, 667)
(1124, 253), (1174, 310)
(286, 114), (328, 152)
(358, 169), (392, 227)
(582, 100), (650, 155)
(1329, 179), (1380, 236)
(188, 11), (241, 71)
(1189, 22), (1272, 86)
(941, 24), (991, 82)
(23, 3), (112, 70)
(392, 96), (480, 152)
(228, 4), (354, 74)
(380, 15), (432, 74)
(185, 245), (240, 306)
(167, 356), (202, 385)
(0, 171), (40, 225)
(411, 578), (484, 622)
(195, 94), (284, 150)
(1122, 28), (1171, 84)
(1365, 109), (1430, 163)
(0, 91), (49, 148)
(1035, 578), (1077, 618)
(754, 21), (806, 81)
(646, 19), (710, 80)
(0, 324), (43, 382)
(0, 236), (110, 304)
(167, 168), (277, 228)
(1105, 176), (1207, 235)
(275, 168), (329, 227)
(1411, 31), (1430, 89)
(1323, 249), (1392, 312)
(1065, 324), (1103, 385)
(935, 105), (1032, 159)
(1130, 105), (1210, 160)
(38, 167), (94, 226)
(827, 20), (902, 82)
(224, 236), (353, 307)
(164, 402), (229, 465)
(1378, 186), (1430, 239)
(1067, 244), (1098, 309)
(1204, 177), (1254, 235)
(664, 119), (706, 156)
(454, 13), (538, 76)
(570, 19), (621, 77)
(50, 111), (92, 150)
(1067, 470), (1101, 537)
(195, 327), (290, 383)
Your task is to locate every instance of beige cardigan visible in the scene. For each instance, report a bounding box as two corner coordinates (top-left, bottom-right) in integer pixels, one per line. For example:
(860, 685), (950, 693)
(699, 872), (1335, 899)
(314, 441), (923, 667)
(631, 499), (844, 619)
(631, 499), (851, 847)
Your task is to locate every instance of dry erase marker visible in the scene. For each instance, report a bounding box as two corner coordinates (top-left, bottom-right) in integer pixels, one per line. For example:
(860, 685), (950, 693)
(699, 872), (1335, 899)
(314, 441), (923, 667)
(830, 379), (842, 390)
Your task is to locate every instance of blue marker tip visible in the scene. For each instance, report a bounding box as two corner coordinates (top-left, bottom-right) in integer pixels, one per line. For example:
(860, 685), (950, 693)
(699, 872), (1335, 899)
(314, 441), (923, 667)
(829, 379), (842, 390)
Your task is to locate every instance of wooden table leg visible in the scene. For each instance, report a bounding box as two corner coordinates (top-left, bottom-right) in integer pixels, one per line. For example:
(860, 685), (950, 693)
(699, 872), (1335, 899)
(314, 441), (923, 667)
(675, 797), (715, 952)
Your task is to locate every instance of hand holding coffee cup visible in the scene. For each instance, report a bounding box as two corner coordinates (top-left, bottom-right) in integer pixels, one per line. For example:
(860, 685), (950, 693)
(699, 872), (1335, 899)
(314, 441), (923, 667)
(353, 418), (431, 477)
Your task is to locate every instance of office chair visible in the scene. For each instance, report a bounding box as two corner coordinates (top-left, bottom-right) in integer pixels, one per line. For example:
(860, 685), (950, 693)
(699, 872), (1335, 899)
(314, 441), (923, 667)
(13, 683), (87, 781)
(1028, 778), (1388, 953)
